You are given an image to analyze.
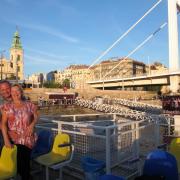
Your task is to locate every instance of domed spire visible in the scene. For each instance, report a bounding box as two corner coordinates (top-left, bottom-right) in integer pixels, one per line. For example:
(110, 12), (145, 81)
(11, 29), (22, 49)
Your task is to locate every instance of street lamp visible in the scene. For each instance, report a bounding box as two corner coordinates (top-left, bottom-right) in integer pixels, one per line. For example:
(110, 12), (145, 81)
(0, 50), (6, 80)
(122, 69), (126, 91)
(99, 63), (102, 80)
(148, 56), (151, 75)
(102, 79), (104, 91)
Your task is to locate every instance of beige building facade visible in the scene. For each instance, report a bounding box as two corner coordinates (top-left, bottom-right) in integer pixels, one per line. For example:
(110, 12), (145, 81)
(54, 59), (147, 89)
(55, 65), (91, 89)
(0, 31), (24, 80)
(90, 58), (146, 81)
(149, 62), (168, 75)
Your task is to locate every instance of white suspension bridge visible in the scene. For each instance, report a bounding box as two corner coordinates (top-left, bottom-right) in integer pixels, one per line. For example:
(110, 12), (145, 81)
(87, 0), (180, 93)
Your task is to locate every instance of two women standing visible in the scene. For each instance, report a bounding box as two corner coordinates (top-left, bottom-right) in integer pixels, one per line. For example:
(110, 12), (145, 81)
(1, 84), (38, 180)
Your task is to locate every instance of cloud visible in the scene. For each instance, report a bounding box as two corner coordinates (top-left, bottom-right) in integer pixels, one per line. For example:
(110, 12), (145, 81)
(24, 54), (69, 74)
(2, 18), (79, 43)
(78, 46), (98, 54)
(22, 23), (79, 43)
(3, 0), (18, 5)
(41, 0), (81, 17)
(24, 54), (66, 66)
(25, 47), (70, 60)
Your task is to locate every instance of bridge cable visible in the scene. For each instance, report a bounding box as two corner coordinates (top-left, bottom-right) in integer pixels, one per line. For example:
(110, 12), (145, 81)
(88, 0), (163, 70)
(102, 22), (167, 79)
(102, 11), (180, 80)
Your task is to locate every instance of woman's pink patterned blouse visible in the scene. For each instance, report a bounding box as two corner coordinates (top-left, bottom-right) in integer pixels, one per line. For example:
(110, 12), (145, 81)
(3, 101), (37, 149)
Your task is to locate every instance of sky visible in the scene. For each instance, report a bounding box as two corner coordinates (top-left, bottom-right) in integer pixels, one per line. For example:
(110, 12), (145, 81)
(0, 0), (179, 77)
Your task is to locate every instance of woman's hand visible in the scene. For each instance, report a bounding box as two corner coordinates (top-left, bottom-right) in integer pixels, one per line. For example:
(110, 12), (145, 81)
(2, 110), (13, 149)
(26, 124), (34, 136)
(4, 141), (13, 148)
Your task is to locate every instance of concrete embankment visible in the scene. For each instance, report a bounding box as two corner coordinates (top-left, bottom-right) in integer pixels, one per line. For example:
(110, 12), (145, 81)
(24, 88), (157, 102)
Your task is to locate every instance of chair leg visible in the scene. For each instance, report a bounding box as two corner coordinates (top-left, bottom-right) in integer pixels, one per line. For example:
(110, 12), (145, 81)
(31, 163), (42, 175)
(45, 166), (49, 180)
(56, 168), (62, 180)
(10, 175), (19, 180)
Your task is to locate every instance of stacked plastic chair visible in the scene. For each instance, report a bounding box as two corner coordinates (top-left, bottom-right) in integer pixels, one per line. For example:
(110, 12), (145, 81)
(169, 137), (180, 172)
(0, 145), (17, 180)
(35, 133), (74, 180)
(31, 130), (53, 159)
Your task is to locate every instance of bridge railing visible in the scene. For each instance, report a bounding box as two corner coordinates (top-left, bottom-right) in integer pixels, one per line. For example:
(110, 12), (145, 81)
(89, 69), (174, 82)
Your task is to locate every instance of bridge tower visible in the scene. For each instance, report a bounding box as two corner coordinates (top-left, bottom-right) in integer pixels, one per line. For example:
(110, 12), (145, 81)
(168, 0), (180, 93)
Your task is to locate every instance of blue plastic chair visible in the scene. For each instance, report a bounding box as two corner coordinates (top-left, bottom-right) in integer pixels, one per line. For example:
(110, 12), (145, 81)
(142, 150), (179, 180)
(81, 157), (105, 180)
(100, 174), (126, 180)
(31, 130), (53, 159)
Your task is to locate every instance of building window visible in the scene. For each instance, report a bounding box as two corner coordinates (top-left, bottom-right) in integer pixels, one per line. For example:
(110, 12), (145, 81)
(18, 66), (20, 72)
(17, 55), (21, 61)
(10, 62), (13, 68)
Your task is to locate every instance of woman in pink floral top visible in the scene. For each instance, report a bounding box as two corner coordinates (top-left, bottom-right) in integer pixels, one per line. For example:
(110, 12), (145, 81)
(2, 84), (38, 180)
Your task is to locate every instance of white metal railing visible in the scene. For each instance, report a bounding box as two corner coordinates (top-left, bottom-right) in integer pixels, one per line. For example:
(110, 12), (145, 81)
(36, 114), (160, 178)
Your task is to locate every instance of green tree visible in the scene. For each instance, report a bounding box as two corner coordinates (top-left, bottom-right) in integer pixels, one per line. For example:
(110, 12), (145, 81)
(62, 79), (70, 88)
(43, 81), (61, 88)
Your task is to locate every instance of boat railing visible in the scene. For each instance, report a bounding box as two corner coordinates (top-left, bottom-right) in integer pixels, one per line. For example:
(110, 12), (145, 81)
(36, 114), (162, 179)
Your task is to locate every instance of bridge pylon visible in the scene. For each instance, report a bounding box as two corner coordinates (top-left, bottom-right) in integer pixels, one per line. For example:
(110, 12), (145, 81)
(168, 0), (180, 93)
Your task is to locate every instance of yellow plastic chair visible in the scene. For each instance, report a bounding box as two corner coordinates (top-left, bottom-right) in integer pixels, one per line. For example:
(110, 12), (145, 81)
(35, 133), (74, 180)
(0, 145), (17, 180)
(169, 137), (180, 172)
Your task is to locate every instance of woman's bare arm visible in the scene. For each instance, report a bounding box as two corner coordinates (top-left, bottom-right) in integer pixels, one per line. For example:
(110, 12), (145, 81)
(27, 104), (39, 136)
(2, 111), (13, 148)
